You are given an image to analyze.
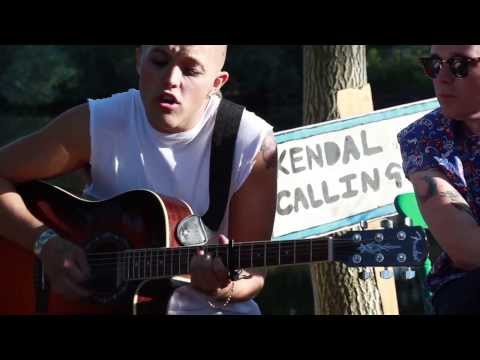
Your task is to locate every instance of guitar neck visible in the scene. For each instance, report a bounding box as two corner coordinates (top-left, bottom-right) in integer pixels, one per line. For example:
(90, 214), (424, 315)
(117, 237), (332, 282)
(95, 226), (427, 282)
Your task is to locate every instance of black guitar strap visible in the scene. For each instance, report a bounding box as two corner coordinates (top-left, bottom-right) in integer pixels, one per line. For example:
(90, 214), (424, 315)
(201, 98), (244, 232)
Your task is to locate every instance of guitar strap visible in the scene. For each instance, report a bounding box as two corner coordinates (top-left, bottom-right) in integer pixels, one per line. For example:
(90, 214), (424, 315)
(201, 98), (244, 232)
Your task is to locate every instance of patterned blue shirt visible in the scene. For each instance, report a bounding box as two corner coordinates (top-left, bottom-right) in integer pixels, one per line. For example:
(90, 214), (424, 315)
(397, 108), (480, 294)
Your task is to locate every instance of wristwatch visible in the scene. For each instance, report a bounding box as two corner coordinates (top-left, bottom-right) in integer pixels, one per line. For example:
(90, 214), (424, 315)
(33, 228), (58, 258)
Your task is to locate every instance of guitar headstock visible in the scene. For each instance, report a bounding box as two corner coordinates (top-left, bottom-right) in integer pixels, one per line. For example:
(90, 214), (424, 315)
(334, 226), (428, 267)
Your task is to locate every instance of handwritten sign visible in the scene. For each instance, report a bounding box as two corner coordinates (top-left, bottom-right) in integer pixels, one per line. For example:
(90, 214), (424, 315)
(273, 98), (440, 240)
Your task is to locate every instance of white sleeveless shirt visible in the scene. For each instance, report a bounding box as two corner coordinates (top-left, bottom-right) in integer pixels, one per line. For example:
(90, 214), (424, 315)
(85, 89), (272, 315)
(85, 89), (273, 236)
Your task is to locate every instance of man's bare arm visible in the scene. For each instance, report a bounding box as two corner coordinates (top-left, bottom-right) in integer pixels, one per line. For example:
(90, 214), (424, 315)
(225, 132), (277, 301)
(410, 168), (480, 270)
(0, 103), (91, 251)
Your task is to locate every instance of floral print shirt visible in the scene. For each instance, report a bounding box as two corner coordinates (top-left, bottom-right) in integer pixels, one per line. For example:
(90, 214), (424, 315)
(398, 108), (480, 294)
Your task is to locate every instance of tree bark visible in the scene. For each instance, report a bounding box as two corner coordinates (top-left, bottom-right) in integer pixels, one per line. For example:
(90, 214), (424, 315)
(303, 45), (384, 315)
(304, 45), (368, 124)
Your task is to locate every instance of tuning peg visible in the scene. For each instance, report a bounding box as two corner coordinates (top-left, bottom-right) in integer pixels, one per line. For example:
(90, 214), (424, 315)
(359, 220), (368, 230)
(402, 267), (416, 280)
(381, 219), (394, 229)
(380, 267), (393, 279)
(359, 269), (373, 280)
(403, 217), (413, 227)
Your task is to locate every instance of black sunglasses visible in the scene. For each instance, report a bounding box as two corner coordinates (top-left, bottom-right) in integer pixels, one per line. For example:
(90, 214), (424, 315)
(419, 55), (480, 79)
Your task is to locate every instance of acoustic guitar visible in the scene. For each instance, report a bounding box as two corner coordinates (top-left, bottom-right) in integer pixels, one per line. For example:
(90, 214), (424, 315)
(0, 181), (428, 314)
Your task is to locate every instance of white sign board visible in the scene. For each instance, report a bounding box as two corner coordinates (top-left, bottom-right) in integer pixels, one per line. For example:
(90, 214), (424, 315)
(273, 98), (440, 240)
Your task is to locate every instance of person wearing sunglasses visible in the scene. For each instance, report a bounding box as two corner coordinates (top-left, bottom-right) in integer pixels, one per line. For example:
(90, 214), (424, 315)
(397, 45), (480, 314)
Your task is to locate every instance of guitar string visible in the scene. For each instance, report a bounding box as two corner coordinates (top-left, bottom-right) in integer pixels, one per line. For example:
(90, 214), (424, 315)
(84, 240), (405, 261)
(83, 235), (409, 260)
(82, 241), (412, 282)
(84, 241), (368, 264)
(84, 242), (410, 271)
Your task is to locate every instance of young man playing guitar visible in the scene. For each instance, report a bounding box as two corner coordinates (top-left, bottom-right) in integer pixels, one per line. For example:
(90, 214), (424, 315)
(0, 45), (278, 315)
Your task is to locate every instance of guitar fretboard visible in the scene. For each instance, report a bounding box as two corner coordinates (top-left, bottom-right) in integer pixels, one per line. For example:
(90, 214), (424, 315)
(84, 227), (426, 283)
(114, 238), (335, 281)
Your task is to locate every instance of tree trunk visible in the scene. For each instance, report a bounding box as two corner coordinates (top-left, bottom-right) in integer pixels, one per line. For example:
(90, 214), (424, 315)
(303, 45), (385, 315)
(304, 45), (368, 124)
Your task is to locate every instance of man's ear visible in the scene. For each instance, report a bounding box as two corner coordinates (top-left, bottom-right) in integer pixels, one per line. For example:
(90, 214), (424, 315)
(212, 71), (230, 93)
(136, 47), (142, 76)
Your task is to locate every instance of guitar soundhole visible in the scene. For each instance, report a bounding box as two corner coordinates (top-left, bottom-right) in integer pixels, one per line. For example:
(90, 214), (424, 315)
(85, 232), (130, 304)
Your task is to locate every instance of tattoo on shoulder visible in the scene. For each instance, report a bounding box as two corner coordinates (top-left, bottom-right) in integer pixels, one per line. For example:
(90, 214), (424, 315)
(260, 135), (277, 170)
(418, 176), (474, 217)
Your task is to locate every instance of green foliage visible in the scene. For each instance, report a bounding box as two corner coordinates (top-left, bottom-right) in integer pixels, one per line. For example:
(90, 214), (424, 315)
(0, 46), (79, 107)
(0, 113), (50, 147)
(256, 265), (314, 315)
(224, 45), (303, 131)
(60, 46), (137, 104)
(0, 45), (435, 125)
(367, 45), (435, 109)
(0, 45), (301, 130)
(0, 46), (138, 110)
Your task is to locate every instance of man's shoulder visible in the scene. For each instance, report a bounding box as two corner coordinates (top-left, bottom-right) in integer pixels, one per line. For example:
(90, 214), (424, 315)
(89, 88), (139, 105)
(215, 97), (273, 138)
(238, 107), (273, 144)
(88, 89), (140, 128)
(397, 107), (445, 144)
(235, 102), (272, 132)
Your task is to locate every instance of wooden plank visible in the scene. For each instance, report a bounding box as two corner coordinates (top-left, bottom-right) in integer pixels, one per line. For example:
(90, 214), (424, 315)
(337, 87), (399, 315)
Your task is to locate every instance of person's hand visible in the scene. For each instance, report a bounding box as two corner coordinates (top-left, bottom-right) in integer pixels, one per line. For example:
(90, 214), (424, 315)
(40, 235), (91, 300)
(190, 234), (232, 298)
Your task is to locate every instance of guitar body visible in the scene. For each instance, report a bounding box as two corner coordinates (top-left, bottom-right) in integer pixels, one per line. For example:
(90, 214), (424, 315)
(0, 181), (193, 315)
(0, 182), (429, 315)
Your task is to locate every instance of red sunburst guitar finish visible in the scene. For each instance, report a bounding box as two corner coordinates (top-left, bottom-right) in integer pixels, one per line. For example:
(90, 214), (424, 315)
(0, 181), (193, 315)
(0, 182), (429, 315)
